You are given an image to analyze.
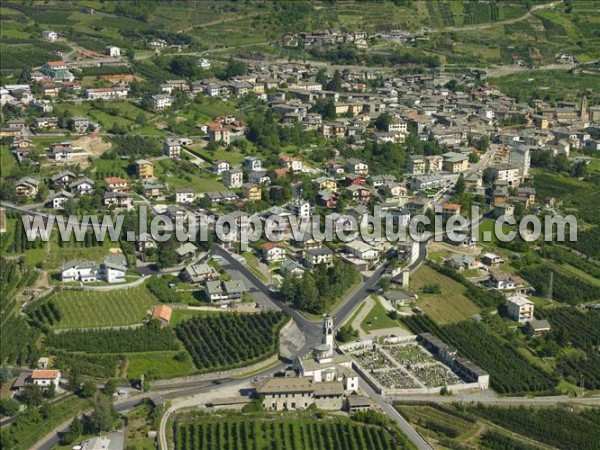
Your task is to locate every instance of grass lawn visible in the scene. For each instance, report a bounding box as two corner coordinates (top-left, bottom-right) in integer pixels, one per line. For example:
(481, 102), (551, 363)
(170, 308), (219, 326)
(547, 261), (600, 287)
(410, 265), (481, 325)
(191, 145), (246, 165)
(360, 296), (398, 331)
(50, 285), (158, 329)
(126, 350), (196, 379)
(243, 252), (268, 282)
(22, 234), (122, 270)
(462, 268), (481, 278)
(154, 158), (226, 192)
(477, 218), (514, 247)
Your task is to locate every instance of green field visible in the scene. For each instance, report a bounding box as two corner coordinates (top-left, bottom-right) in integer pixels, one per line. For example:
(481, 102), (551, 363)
(361, 297), (399, 331)
(126, 350), (196, 379)
(49, 285), (158, 329)
(410, 265), (480, 324)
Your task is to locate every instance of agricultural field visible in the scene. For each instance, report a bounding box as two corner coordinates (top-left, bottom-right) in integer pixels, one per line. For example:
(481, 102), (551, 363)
(393, 403), (580, 449)
(44, 285), (158, 329)
(44, 322), (180, 353)
(489, 71), (600, 105)
(465, 405), (600, 450)
(409, 265), (481, 324)
(126, 350), (196, 380)
(395, 404), (478, 443)
(174, 412), (417, 450)
(154, 158), (226, 192)
(176, 312), (288, 372)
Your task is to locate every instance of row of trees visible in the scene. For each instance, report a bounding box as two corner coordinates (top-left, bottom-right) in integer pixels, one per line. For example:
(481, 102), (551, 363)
(466, 405), (600, 450)
(176, 312), (287, 372)
(45, 321), (179, 354)
(402, 315), (558, 395)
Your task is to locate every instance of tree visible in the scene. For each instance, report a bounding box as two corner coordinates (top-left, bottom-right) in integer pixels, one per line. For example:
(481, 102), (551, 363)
(221, 58), (246, 79)
(469, 152), (480, 164)
(89, 394), (117, 433)
(482, 167), (495, 185)
(21, 384), (43, 406)
(43, 383), (56, 399)
(0, 398), (19, 417)
(455, 174), (466, 195)
(477, 136), (490, 153)
(376, 277), (391, 292)
(103, 379), (117, 397)
(374, 113), (392, 131)
(316, 68), (328, 88)
(327, 69), (343, 91)
(309, 98), (336, 120)
(157, 238), (178, 268)
(336, 324), (358, 342)
(79, 380), (97, 398)
(61, 415), (83, 445)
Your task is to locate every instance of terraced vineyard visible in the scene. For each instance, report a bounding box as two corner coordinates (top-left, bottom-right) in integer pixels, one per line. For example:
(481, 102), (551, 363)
(175, 416), (417, 450)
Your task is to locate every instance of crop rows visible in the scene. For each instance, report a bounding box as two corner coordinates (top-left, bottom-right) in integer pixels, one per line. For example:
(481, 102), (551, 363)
(176, 312), (287, 372)
(467, 405), (600, 450)
(175, 418), (407, 450)
(402, 315), (557, 394)
(45, 322), (180, 354)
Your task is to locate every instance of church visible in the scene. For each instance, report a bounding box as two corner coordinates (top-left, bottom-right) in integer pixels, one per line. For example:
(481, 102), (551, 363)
(293, 315), (360, 391)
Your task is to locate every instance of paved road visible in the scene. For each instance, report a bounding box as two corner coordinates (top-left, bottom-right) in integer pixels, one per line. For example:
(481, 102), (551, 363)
(359, 375), (434, 450)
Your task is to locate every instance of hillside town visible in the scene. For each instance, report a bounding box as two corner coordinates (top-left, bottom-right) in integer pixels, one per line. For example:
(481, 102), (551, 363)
(1, 2), (600, 450)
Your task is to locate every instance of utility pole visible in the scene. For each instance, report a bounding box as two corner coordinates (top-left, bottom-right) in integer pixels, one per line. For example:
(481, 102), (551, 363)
(548, 271), (554, 303)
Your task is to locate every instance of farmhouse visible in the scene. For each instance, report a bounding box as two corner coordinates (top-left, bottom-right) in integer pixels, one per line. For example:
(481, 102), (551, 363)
(30, 370), (61, 389)
(151, 305), (172, 327)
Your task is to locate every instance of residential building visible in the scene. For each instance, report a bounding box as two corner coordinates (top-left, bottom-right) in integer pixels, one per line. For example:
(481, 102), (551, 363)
(42, 30), (58, 41)
(46, 190), (73, 209)
(68, 177), (95, 196)
(197, 58), (211, 69)
(15, 177), (40, 198)
(506, 296), (534, 323)
(442, 152), (469, 173)
(103, 192), (132, 208)
(243, 156), (262, 171)
(222, 169), (244, 189)
(345, 158), (369, 175)
(212, 160), (230, 174)
(408, 155), (427, 175)
(204, 280), (247, 302)
(262, 243), (286, 263)
(175, 242), (198, 263)
(181, 262), (217, 284)
(105, 177), (129, 193)
(31, 370), (61, 389)
(105, 45), (121, 57)
(207, 116), (245, 145)
(152, 94), (173, 110)
(243, 183), (262, 201)
(175, 188), (195, 204)
(163, 138), (181, 157)
(136, 159), (154, 180)
(305, 247), (334, 268)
